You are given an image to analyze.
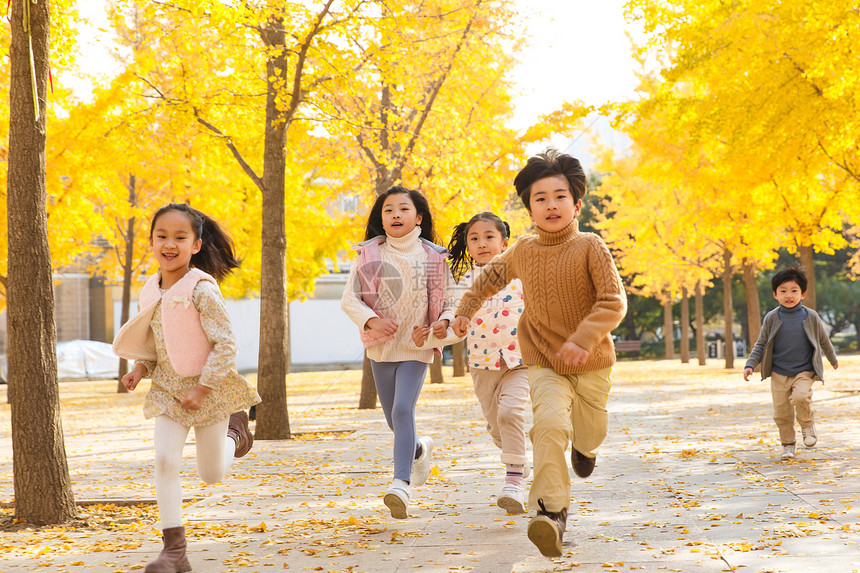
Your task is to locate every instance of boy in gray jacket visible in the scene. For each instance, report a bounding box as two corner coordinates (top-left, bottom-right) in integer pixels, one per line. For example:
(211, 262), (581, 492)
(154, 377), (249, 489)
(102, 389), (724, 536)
(744, 267), (838, 459)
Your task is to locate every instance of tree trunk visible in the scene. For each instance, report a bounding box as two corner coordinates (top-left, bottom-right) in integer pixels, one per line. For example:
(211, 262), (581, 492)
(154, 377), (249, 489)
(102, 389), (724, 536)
(452, 340), (466, 376)
(695, 280), (706, 365)
(358, 352), (378, 409)
(663, 296), (674, 360)
(7, 0), (76, 524)
(255, 18), (291, 440)
(680, 286), (690, 364)
(799, 244), (816, 309)
(742, 259), (761, 347)
(117, 174), (137, 393)
(722, 249), (735, 369)
(430, 354), (444, 384)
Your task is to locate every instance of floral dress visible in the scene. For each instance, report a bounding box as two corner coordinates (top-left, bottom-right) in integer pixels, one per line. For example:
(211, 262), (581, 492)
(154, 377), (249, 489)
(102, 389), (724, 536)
(138, 281), (261, 427)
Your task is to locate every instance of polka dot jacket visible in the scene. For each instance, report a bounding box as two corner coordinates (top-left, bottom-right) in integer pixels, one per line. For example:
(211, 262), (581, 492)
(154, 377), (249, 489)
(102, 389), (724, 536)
(459, 268), (524, 370)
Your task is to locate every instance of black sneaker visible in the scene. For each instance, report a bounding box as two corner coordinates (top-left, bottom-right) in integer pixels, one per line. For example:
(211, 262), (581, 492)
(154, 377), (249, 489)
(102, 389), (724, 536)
(571, 449), (595, 478)
(527, 499), (568, 557)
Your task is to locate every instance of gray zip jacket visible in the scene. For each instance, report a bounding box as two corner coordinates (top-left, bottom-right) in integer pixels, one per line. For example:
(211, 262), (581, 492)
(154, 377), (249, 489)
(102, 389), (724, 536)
(745, 305), (838, 381)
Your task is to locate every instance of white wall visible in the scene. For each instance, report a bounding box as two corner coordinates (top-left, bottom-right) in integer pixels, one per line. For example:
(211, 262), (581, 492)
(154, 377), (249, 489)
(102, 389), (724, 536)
(289, 298), (365, 367)
(113, 289), (364, 372)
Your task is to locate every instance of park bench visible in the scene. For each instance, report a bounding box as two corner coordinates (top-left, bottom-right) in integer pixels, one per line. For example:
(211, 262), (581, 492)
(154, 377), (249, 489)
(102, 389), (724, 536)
(615, 339), (642, 353)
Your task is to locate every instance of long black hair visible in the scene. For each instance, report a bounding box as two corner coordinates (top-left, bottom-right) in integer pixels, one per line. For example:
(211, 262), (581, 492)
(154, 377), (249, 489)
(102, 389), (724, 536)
(149, 203), (241, 282)
(364, 186), (437, 243)
(447, 211), (510, 282)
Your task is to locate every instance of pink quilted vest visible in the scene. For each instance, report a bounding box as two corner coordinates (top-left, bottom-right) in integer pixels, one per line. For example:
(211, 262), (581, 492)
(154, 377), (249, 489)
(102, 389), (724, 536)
(354, 236), (447, 355)
(113, 268), (220, 377)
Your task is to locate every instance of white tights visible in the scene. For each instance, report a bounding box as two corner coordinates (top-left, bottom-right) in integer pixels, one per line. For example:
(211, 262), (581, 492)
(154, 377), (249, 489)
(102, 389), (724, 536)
(154, 415), (235, 529)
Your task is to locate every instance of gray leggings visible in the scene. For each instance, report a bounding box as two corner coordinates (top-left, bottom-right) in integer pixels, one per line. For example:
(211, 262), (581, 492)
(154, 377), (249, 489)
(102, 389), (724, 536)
(371, 360), (428, 482)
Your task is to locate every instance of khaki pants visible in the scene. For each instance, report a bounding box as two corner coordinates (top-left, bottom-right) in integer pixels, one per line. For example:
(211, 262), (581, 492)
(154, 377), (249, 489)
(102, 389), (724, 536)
(770, 371), (815, 445)
(528, 365), (612, 512)
(471, 363), (530, 466)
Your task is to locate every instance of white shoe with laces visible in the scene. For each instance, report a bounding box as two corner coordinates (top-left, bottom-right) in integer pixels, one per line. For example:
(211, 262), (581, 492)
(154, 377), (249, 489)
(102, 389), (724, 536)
(802, 425), (817, 447)
(781, 443), (796, 459)
(410, 436), (434, 487)
(496, 484), (526, 515)
(384, 480), (411, 519)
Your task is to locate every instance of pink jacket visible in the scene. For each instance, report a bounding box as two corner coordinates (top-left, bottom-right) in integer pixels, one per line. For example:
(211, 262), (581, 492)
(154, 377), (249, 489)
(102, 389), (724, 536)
(354, 235), (448, 353)
(112, 268), (219, 377)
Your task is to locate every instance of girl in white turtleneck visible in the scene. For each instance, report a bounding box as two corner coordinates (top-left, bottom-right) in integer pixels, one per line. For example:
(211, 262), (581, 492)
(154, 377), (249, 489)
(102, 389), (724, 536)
(341, 185), (456, 519)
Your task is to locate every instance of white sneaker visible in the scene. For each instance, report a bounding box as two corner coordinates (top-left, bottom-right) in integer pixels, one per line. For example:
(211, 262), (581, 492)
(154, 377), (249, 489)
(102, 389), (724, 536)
(781, 444), (796, 460)
(384, 480), (411, 519)
(802, 425), (817, 447)
(496, 485), (526, 515)
(410, 436), (434, 487)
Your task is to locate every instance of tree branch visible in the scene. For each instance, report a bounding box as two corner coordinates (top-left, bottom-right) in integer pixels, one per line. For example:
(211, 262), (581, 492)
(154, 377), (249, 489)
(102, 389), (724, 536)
(392, 1), (483, 179)
(193, 108), (264, 191)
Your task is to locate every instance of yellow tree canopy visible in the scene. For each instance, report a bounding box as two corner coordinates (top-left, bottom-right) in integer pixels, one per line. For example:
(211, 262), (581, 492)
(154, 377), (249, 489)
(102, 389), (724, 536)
(625, 0), (860, 250)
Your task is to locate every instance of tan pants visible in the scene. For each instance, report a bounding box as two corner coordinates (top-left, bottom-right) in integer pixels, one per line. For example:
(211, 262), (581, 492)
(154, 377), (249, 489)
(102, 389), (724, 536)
(471, 363), (530, 465)
(528, 365), (612, 512)
(770, 371), (815, 445)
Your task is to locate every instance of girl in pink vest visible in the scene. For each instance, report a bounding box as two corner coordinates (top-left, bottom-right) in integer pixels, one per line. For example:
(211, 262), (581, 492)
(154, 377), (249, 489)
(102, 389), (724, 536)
(113, 203), (260, 573)
(341, 186), (456, 519)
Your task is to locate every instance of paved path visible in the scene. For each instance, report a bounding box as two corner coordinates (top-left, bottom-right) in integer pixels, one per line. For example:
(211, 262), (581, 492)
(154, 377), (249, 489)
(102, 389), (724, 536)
(2, 357), (860, 572)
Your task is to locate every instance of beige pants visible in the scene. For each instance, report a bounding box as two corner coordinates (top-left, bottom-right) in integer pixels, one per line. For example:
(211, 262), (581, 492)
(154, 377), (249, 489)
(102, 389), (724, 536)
(471, 362), (530, 465)
(770, 371), (815, 445)
(528, 365), (612, 512)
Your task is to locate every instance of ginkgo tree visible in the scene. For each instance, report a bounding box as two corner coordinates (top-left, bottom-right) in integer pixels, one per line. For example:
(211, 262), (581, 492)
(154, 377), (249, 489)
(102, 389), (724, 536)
(319, 0), (530, 406)
(5, 0), (83, 525)
(623, 0), (860, 305)
(104, 0), (368, 439)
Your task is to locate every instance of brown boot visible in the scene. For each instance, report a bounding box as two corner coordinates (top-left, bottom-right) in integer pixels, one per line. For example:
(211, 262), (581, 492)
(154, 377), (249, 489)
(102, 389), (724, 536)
(571, 448), (596, 478)
(227, 410), (253, 458)
(527, 499), (568, 558)
(145, 526), (191, 572)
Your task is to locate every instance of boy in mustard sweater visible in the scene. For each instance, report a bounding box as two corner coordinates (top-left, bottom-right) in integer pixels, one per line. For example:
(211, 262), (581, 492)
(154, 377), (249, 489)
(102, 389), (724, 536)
(452, 150), (627, 558)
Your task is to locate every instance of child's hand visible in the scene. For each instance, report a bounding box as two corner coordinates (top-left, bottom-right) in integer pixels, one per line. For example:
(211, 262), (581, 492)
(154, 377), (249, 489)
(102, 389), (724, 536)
(366, 317), (398, 336)
(412, 325), (431, 346)
(430, 319), (449, 339)
(121, 363), (146, 391)
(557, 341), (589, 366)
(833, 361), (839, 370)
(743, 367), (753, 381)
(452, 316), (470, 337)
(181, 384), (212, 410)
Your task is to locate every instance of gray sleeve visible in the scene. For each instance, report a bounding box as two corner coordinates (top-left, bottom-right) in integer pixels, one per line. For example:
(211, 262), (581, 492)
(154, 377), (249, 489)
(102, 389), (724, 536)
(745, 315), (771, 369)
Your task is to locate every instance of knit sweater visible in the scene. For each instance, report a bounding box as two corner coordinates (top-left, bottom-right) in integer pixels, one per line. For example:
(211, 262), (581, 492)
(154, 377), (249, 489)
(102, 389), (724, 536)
(771, 304), (815, 376)
(341, 227), (456, 364)
(455, 220), (627, 374)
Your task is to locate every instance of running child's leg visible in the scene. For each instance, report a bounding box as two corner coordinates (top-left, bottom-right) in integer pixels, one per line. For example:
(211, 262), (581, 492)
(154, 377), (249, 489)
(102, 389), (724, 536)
(371, 361), (428, 482)
(527, 365), (574, 513)
(497, 364), (530, 467)
(154, 415), (191, 529)
(569, 368), (612, 458)
(372, 361), (397, 432)
(789, 371), (815, 428)
(770, 372), (796, 445)
(391, 361), (428, 481)
(194, 418), (232, 484)
(471, 368), (504, 449)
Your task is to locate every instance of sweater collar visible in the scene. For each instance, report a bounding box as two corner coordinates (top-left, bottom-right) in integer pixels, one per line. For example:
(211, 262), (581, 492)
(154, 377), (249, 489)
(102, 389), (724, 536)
(385, 226), (424, 255)
(536, 219), (578, 245)
(779, 303), (804, 314)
